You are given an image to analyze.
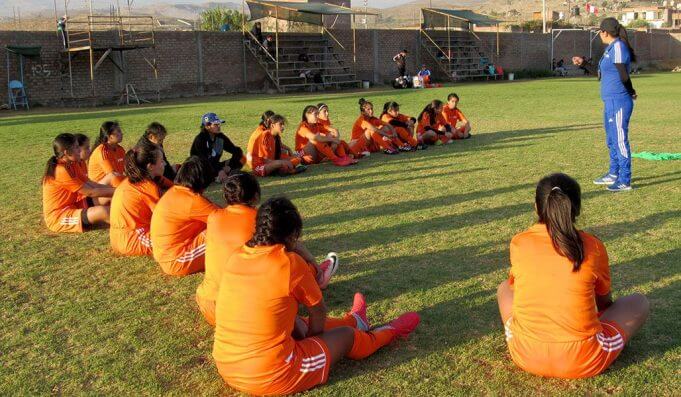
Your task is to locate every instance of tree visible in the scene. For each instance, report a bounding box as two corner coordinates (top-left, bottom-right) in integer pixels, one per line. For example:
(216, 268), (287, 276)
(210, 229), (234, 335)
(628, 19), (650, 29)
(200, 8), (245, 31)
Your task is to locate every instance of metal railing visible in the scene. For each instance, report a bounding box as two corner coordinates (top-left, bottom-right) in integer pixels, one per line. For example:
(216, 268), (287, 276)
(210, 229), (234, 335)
(66, 15), (155, 49)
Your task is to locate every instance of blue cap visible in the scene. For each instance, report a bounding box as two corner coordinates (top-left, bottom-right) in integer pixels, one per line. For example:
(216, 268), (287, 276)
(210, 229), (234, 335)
(201, 112), (225, 126)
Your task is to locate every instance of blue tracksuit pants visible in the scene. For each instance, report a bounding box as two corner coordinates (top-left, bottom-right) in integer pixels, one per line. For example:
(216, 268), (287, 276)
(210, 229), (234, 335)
(603, 96), (634, 185)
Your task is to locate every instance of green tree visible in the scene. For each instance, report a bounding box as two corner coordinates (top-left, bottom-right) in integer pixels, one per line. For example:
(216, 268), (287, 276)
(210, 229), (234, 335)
(628, 19), (650, 28)
(200, 8), (245, 31)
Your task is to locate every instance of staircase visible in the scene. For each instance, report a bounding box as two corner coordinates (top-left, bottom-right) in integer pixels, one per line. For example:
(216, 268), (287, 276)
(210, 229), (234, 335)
(420, 30), (490, 81)
(244, 32), (361, 93)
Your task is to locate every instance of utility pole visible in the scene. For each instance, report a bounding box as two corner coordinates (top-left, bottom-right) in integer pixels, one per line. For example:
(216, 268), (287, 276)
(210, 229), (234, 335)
(542, 0), (547, 33)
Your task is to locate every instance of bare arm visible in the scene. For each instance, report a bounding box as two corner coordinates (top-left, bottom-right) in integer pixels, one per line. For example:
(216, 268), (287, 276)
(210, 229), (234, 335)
(596, 292), (614, 312)
(306, 301), (327, 337)
(78, 181), (115, 198)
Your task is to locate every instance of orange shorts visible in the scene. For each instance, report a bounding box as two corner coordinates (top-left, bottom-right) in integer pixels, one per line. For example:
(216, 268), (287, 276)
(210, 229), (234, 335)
(217, 337), (331, 396)
(159, 231), (206, 276)
(505, 317), (626, 379)
(110, 227), (153, 256)
(46, 199), (89, 233)
(195, 294), (216, 326)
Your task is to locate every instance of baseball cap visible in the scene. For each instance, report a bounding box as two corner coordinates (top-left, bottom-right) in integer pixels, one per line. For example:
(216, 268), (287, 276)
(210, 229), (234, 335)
(201, 112), (225, 126)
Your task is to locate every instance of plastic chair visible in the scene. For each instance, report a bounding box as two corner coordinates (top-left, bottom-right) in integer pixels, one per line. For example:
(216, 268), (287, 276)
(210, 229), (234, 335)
(8, 80), (29, 110)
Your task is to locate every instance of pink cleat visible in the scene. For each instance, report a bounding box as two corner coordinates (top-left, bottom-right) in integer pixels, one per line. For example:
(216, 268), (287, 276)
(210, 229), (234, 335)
(383, 312), (420, 340)
(350, 292), (369, 331)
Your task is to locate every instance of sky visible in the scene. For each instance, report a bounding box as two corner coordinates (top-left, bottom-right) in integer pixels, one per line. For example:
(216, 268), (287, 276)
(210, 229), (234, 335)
(0, 0), (444, 17)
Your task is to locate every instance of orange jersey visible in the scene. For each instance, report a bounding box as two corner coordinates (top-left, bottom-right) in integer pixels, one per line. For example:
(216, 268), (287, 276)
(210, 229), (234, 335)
(109, 178), (167, 255)
(42, 161), (87, 233)
(88, 143), (125, 185)
(417, 111), (448, 135)
(295, 121), (329, 151)
(509, 223), (611, 342)
(351, 115), (384, 140)
(213, 244), (323, 386)
(246, 125), (276, 168)
(318, 118), (331, 129)
(197, 204), (257, 304)
(149, 186), (218, 264)
(380, 113), (413, 130)
(442, 106), (467, 126)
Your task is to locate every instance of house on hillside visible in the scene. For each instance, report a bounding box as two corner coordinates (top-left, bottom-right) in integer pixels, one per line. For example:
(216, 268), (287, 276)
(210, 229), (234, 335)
(619, 4), (681, 28)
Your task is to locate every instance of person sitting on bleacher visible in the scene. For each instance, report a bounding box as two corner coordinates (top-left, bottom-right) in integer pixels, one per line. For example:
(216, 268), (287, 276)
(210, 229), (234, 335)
(251, 22), (263, 43)
(263, 35), (274, 56)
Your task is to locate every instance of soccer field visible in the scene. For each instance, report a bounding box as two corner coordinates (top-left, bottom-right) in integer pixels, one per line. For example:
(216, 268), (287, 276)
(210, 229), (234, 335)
(1, 74), (679, 395)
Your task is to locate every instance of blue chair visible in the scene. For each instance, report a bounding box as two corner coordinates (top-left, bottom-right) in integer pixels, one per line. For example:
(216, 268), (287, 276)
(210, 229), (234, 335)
(8, 80), (29, 110)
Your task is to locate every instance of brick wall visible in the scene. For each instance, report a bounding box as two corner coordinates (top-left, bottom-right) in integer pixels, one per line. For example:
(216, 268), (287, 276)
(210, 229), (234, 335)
(2, 29), (680, 107)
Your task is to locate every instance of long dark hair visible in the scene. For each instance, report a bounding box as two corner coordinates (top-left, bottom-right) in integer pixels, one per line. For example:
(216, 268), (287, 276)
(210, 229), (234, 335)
(447, 92), (459, 101)
(381, 101), (400, 118)
(223, 172), (261, 207)
(535, 173), (584, 271)
(174, 156), (212, 192)
(418, 99), (443, 123)
(259, 110), (275, 128)
(358, 98), (372, 114)
(93, 121), (120, 151)
(301, 105), (318, 122)
(247, 196), (302, 248)
(125, 140), (161, 184)
(74, 133), (89, 147)
(44, 133), (77, 180)
(600, 17), (637, 63)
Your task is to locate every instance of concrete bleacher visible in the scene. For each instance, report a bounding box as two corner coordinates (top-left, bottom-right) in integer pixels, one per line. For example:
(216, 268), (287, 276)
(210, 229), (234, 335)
(244, 32), (361, 93)
(421, 31), (491, 81)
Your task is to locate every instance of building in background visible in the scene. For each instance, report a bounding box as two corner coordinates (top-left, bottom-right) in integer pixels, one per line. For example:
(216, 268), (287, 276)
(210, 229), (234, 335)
(619, 4), (681, 28)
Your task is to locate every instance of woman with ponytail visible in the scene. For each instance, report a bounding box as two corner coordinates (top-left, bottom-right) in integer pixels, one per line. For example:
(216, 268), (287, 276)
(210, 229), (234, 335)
(572, 17), (637, 192)
(88, 121), (126, 187)
(380, 101), (426, 150)
(496, 173), (649, 379)
(295, 105), (357, 167)
(317, 103), (361, 158)
(417, 99), (452, 145)
(138, 121), (179, 180)
(42, 133), (114, 233)
(246, 112), (306, 176)
(212, 196), (420, 395)
(350, 98), (404, 156)
(109, 140), (172, 256)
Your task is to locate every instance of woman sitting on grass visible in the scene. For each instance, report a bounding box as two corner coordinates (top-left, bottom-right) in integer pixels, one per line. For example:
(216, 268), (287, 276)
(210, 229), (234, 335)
(247, 112), (306, 177)
(196, 173), (338, 326)
(380, 101), (426, 151)
(109, 140), (172, 257)
(138, 121), (179, 181)
(150, 156), (219, 276)
(42, 133), (114, 233)
(441, 93), (472, 140)
(73, 133), (91, 179)
(350, 98), (405, 156)
(88, 121), (126, 187)
(317, 103), (361, 159)
(417, 100), (452, 145)
(296, 105), (356, 167)
(497, 172), (649, 379)
(212, 196), (420, 395)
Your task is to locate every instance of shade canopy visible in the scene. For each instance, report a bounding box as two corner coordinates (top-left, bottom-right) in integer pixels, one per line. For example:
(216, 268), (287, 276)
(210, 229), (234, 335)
(5, 45), (42, 57)
(422, 8), (501, 29)
(247, 0), (377, 25)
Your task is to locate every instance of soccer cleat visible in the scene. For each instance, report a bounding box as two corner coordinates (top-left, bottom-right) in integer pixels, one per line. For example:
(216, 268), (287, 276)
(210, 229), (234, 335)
(332, 156), (353, 167)
(398, 145), (413, 152)
(383, 148), (400, 155)
(463, 133), (472, 139)
(293, 164), (307, 174)
(593, 173), (618, 185)
(379, 312), (420, 340)
(360, 151), (371, 158)
(607, 182), (632, 192)
(350, 292), (369, 331)
(317, 252), (339, 289)
(434, 139), (443, 146)
(416, 143), (428, 150)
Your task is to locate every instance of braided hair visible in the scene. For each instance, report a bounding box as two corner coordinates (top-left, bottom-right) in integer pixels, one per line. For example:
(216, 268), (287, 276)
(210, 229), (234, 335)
(247, 196), (302, 248)
(223, 172), (261, 207)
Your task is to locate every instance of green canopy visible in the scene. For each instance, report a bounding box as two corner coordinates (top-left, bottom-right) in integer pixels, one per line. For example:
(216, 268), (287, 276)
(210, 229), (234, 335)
(5, 45), (42, 57)
(422, 8), (501, 29)
(247, 0), (376, 25)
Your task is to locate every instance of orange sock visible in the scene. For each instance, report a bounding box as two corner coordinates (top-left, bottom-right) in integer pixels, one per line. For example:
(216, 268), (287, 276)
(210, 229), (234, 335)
(395, 127), (418, 147)
(349, 135), (368, 155)
(314, 141), (339, 161)
(370, 132), (395, 151)
(299, 314), (357, 330)
(346, 328), (395, 360)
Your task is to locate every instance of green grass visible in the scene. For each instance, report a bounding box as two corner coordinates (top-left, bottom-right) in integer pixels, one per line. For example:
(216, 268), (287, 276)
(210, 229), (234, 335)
(1, 74), (680, 396)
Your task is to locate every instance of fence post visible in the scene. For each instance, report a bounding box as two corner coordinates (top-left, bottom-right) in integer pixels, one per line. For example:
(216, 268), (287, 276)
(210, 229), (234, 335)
(196, 30), (204, 96)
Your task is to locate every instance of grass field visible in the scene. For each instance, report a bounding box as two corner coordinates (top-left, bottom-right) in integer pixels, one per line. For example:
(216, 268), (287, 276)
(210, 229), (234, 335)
(1, 74), (680, 396)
